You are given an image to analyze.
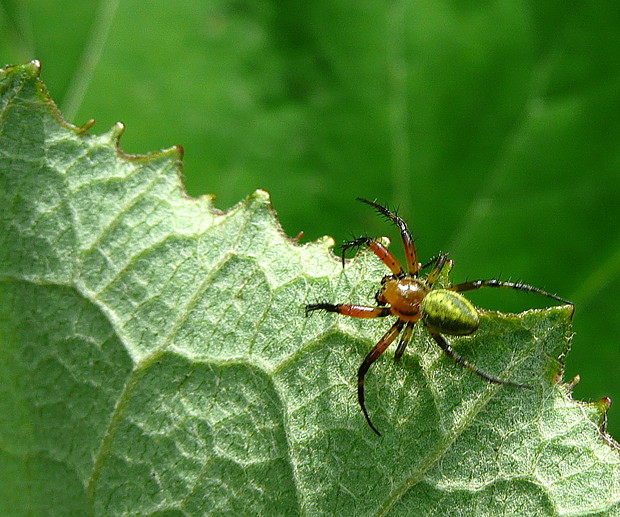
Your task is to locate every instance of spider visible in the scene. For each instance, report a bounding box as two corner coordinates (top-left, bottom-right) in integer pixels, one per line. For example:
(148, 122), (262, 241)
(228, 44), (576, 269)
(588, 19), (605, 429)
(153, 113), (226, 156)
(305, 198), (572, 436)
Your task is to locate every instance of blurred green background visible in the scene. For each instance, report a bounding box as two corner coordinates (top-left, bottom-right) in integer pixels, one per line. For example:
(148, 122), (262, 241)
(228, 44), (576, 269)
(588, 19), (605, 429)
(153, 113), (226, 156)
(2, 1), (620, 436)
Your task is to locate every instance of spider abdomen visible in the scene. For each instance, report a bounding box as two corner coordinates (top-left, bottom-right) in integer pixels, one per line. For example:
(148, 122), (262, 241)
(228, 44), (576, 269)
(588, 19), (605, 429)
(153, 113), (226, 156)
(422, 289), (480, 336)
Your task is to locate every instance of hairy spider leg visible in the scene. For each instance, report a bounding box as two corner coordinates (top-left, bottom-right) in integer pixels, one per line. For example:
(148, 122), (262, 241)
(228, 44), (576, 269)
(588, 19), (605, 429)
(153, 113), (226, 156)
(356, 198), (420, 275)
(394, 321), (415, 361)
(358, 319), (405, 435)
(427, 329), (532, 389)
(450, 279), (572, 306)
(341, 237), (404, 276)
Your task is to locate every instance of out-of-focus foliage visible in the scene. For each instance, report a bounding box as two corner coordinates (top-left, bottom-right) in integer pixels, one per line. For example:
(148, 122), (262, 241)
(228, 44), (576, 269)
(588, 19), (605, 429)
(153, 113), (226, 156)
(2, 62), (619, 516)
(1, 1), (619, 436)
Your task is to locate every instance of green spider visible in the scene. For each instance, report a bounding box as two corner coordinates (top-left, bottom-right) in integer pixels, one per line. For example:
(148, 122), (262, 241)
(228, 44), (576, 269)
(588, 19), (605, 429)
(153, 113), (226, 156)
(306, 198), (572, 435)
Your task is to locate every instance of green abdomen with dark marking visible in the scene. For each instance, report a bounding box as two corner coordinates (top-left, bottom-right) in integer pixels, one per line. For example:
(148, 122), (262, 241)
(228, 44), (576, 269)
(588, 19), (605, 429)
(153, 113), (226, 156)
(421, 289), (480, 336)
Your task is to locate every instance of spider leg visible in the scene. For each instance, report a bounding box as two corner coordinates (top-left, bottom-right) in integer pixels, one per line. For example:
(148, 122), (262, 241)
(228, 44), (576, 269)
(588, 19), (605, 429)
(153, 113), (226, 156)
(394, 321), (415, 361)
(428, 329), (531, 389)
(358, 319), (405, 436)
(425, 254), (450, 286)
(305, 303), (392, 318)
(356, 198), (419, 275)
(341, 237), (404, 277)
(420, 255), (447, 271)
(450, 279), (572, 305)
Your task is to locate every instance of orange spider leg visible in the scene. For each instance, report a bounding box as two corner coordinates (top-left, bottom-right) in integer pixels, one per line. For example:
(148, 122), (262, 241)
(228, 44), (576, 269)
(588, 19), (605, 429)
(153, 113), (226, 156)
(305, 303), (392, 318)
(356, 198), (420, 275)
(358, 319), (405, 435)
(341, 237), (404, 277)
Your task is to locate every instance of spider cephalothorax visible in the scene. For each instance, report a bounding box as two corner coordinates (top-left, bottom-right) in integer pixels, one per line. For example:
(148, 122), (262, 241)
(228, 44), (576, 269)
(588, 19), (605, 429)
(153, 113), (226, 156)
(306, 198), (572, 435)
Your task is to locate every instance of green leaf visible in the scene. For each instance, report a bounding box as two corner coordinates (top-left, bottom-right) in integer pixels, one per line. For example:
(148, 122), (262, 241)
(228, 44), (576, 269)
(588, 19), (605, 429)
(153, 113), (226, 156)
(2, 0), (620, 440)
(1, 61), (620, 516)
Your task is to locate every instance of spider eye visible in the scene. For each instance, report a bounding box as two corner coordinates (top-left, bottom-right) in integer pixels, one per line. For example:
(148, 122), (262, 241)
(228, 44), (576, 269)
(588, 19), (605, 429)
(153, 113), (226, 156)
(421, 289), (480, 336)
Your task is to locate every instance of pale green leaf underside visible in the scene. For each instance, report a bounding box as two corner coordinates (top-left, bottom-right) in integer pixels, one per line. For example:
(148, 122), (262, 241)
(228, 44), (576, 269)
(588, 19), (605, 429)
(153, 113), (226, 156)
(1, 62), (619, 516)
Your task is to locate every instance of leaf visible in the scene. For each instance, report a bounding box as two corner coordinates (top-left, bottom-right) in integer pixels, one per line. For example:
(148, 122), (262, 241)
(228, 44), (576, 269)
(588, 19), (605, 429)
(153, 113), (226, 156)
(2, 1), (620, 440)
(1, 61), (620, 516)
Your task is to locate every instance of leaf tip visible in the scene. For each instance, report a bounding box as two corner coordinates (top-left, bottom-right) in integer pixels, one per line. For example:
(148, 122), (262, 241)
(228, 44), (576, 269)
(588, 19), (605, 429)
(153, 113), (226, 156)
(592, 396), (616, 445)
(565, 374), (581, 390)
(77, 118), (96, 133)
(0, 59), (41, 79)
(111, 122), (126, 139)
(27, 59), (42, 76)
(251, 188), (272, 204)
(596, 396), (613, 412)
